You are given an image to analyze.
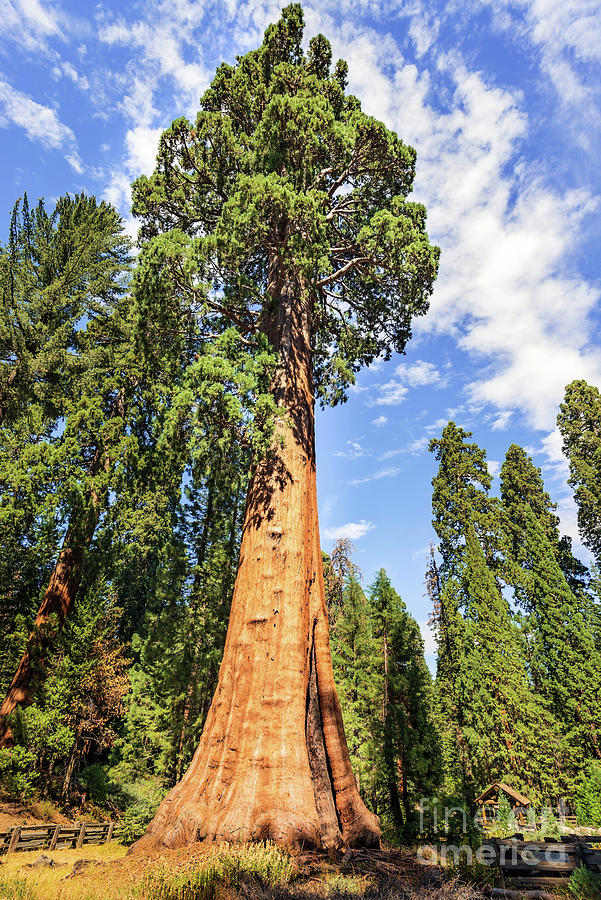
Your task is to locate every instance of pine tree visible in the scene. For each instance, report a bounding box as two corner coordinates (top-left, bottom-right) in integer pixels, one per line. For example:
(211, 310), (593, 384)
(330, 568), (380, 804)
(429, 422), (498, 577)
(0, 194), (132, 744)
(369, 568), (440, 834)
(459, 525), (562, 800)
(500, 443), (588, 595)
(429, 430), (565, 803)
(558, 380), (601, 565)
(516, 505), (601, 767)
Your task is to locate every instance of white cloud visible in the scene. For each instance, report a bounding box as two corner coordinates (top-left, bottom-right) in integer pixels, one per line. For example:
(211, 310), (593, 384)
(0, 80), (81, 170)
(55, 60), (89, 90)
(374, 381), (408, 406)
(487, 459), (500, 479)
(0, 0), (64, 54)
(334, 440), (370, 460)
(397, 360), (445, 388)
(372, 415), (388, 427)
(323, 520), (375, 541)
(425, 417), (450, 434)
(408, 436), (429, 454)
(349, 466), (401, 486)
(353, 38), (601, 434)
(481, 0), (601, 109)
(375, 359), (445, 405)
(419, 619), (437, 655)
(97, 0), (210, 112)
(491, 410), (512, 431)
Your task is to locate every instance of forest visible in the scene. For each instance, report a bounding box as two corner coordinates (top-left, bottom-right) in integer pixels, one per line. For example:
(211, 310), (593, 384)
(1, 0), (600, 883)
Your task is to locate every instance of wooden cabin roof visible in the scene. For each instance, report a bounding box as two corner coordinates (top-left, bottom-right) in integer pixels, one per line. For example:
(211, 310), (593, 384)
(475, 781), (532, 807)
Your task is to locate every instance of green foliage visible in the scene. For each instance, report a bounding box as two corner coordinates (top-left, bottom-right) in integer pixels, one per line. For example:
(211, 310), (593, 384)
(132, 3), (438, 407)
(115, 777), (167, 844)
(329, 547), (440, 837)
(495, 792), (515, 836)
(559, 380), (601, 565)
(568, 866), (601, 900)
(2, 589), (129, 802)
(575, 761), (601, 826)
(429, 427), (576, 806)
(0, 745), (38, 799)
(80, 763), (110, 804)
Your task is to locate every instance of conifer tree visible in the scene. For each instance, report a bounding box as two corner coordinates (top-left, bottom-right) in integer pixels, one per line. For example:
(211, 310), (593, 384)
(133, 3), (438, 851)
(0, 195), (132, 745)
(500, 443), (588, 595)
(369, 568), (440, 833)
(558, 380), (601, 565)
(330, 568), (380, 803)
(513, 505), (601, 766)
(459, 525), (562, 799)
(429, 422), (498, 576)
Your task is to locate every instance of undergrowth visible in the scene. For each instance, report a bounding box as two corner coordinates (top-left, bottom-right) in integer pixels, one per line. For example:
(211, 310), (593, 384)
(134, 842), (294, 900)
(568, 865), (601, 900)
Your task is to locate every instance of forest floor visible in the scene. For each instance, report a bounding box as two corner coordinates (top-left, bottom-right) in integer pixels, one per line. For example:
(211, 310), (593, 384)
(0, 841), (495, 900)
(0, 800), (72, 831)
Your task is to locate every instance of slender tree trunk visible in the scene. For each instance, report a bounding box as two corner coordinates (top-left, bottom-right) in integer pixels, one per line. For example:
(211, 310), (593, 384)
(0, 390), (126, 747)
(133, 270), (380, 852)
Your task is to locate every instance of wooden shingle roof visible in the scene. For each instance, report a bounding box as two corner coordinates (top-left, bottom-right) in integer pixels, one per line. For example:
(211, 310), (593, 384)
(475, 781), (532, 807)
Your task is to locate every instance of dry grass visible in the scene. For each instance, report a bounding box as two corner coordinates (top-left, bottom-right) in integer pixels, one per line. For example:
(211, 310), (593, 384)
(0, 842), (491, 900)
(0, 842), (128, 900)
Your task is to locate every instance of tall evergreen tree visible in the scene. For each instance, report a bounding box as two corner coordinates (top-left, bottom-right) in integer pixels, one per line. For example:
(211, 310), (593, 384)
(132, 2), (438, 851)
(429, 422), (498, 577)
(558, 380), (601, 565)
(513, 505), (601, 767)
(501, 443), (588, 595)
(330, 568), (379, 803)
(0, 195), (132, 745)
(369, 568), (440, 834)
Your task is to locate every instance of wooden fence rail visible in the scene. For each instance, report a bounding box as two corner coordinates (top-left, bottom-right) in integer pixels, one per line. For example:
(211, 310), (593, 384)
(483, 835), (601, 892)
(0, 822), (118, 855)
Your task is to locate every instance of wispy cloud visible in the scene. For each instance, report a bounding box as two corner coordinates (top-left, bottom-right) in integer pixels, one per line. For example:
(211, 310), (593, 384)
(349, 466), (401, 486)
(334, 440), (370, 460)
(323, 520), (375, 541)
(0, 79), (82, 171)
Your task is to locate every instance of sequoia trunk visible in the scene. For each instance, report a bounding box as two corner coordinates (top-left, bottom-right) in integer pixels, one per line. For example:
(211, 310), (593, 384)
(133, 272), (380, 852)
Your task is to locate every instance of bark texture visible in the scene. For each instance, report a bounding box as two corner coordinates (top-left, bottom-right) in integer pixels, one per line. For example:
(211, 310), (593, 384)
(133, 273), (380, 852)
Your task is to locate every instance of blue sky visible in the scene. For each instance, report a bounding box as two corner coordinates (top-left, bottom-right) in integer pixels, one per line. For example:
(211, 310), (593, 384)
(1, 0), (600, 662)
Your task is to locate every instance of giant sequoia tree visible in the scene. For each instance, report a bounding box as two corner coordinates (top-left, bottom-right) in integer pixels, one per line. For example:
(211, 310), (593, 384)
(133, 5), (438, 851)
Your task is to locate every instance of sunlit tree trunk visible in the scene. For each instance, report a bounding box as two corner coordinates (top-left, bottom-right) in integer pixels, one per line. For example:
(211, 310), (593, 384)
(134, 268), (380, 852)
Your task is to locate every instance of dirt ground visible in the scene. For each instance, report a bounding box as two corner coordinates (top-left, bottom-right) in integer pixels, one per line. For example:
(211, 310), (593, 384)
(0, 800), (72, 831)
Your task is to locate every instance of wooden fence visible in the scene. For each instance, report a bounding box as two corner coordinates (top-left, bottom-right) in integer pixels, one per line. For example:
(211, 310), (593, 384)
(484, 835), (601, 892)
(0, 822), (118, 855)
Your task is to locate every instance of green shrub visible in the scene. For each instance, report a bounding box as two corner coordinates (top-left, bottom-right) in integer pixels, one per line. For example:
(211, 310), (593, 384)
(111, 777), (166, 844)
(0, 746), (38, 800)
(575, 761), (601, 827)
(30, 799), (59, 821)
(80, 763), (109, 804)
(568, 866), (601, 900)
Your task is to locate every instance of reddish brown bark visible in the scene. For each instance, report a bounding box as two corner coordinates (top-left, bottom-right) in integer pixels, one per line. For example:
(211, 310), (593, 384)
(133, 271), (380, 852)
